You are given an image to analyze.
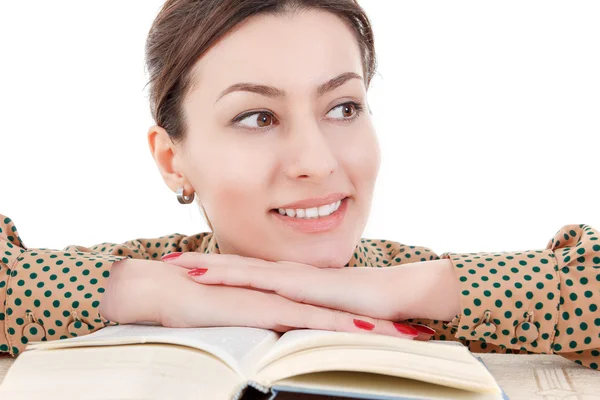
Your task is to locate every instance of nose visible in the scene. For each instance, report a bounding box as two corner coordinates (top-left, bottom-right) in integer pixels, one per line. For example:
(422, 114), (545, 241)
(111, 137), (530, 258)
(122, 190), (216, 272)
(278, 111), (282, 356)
(284, 118), (339, 182)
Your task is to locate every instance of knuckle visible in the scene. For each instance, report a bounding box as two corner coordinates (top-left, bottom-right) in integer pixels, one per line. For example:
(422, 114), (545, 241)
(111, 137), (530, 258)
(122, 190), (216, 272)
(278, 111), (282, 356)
(331, 309), (348, 331)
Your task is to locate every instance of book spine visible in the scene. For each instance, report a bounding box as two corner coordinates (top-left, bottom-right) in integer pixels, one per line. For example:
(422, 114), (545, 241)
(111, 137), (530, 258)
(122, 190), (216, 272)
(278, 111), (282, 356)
(233, 380), (271, 400)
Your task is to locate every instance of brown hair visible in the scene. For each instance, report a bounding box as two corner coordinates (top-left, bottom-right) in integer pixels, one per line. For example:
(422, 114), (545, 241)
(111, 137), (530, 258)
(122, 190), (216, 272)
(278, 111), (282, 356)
(144, 0), (377, 231)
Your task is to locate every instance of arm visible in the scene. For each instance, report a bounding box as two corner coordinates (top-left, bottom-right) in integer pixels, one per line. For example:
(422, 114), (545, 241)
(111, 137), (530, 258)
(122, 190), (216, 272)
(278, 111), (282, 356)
(0, 213), (209, 356)
(393, 258), (461, 322)
(424, 224), (599, 371)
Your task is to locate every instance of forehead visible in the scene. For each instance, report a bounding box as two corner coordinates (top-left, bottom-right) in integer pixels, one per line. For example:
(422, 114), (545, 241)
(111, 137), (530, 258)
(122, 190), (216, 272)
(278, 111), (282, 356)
(189, 10), (364, 98)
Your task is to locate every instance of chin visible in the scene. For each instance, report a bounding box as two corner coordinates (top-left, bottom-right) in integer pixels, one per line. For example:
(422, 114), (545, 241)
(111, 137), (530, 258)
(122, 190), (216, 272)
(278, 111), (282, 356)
(297, 247), (353, 269)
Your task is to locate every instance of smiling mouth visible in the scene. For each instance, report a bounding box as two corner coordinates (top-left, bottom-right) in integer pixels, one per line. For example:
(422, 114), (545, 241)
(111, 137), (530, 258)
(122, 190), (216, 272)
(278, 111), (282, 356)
(270, 197), (349, 219)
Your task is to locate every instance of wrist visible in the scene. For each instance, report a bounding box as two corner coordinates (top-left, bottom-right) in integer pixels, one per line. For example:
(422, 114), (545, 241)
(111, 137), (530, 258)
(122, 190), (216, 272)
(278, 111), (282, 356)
(400, 259), (461, 321)
(99, 258), (164, 324)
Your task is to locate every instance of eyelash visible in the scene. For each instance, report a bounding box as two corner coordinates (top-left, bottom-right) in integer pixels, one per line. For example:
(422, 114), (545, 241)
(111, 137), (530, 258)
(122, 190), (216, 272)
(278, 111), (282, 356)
(231, 101), (365, 132)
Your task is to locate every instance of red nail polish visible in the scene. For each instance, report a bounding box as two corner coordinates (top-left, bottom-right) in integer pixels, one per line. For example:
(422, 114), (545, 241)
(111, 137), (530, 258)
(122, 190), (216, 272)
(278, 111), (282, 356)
(353, 319), (374, 331)
(393, 322), (419, 336)
(162, 252), (182, 261)
(188, 268), (208, 276)
(410, 324), (436, 335)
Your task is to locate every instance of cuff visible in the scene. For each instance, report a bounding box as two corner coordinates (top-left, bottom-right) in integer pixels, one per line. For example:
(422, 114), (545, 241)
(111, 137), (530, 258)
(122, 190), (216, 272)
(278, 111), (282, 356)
(3, 249), (126, 356)
(441, 248), (560, 354)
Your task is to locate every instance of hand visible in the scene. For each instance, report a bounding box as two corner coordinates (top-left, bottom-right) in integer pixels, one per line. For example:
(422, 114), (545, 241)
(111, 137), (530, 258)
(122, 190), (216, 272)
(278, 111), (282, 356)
(100, 257), (422, 340)
(161, 252), (437, 338)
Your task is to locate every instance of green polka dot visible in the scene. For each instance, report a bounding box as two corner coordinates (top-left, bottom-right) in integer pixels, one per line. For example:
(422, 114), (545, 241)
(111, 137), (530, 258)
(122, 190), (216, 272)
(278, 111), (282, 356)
(569, 341), (578, 349)
(570, 293), (578, 301)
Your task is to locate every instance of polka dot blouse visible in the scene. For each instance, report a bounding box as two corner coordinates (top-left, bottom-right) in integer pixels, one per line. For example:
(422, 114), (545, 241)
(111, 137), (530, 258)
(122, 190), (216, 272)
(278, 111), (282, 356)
(0, 213), (598, 371)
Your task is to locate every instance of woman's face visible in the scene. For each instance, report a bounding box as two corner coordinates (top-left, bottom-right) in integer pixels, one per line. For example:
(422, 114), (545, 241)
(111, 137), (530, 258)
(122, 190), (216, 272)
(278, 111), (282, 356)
(151, 10), (381, 268)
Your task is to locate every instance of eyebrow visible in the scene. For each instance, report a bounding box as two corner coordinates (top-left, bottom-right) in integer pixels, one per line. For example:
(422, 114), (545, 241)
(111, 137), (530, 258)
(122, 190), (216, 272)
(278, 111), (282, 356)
(215, 72), (363, 104)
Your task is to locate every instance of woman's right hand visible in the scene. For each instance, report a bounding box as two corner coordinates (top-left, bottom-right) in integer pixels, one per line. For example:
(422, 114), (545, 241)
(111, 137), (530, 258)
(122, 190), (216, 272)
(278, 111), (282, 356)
(99, 258), (423, 340)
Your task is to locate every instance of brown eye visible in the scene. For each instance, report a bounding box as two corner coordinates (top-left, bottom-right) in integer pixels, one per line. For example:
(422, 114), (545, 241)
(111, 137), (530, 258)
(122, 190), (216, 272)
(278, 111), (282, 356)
(236, 111), (275, 130)
(256, 112), (273, 128)
(326, 101), (364, 121)
(342, 104), (355, 118)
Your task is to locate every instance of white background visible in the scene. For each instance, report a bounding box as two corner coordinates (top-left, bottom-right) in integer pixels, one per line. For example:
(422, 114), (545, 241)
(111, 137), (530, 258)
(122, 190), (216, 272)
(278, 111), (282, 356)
(1, 1), (598, 254)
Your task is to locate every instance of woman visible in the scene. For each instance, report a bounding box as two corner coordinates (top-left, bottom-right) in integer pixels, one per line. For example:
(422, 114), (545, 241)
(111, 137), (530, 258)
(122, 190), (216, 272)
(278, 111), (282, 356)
(1, 0), (598, 372)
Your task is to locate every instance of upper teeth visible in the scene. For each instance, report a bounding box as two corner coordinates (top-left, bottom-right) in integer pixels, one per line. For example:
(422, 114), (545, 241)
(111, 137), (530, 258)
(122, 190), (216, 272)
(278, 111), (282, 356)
(277, 199), (342, 219)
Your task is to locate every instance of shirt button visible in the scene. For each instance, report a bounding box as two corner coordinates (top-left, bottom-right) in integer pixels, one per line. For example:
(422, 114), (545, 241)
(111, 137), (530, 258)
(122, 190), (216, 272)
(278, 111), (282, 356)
(67, 320), (90, 337)
(516, 321), (539, 342)
(22, 322), (46, 342)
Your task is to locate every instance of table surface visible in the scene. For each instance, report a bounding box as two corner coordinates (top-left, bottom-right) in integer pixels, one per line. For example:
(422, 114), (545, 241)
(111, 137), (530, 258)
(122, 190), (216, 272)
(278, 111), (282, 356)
(1, 352), (599, 399)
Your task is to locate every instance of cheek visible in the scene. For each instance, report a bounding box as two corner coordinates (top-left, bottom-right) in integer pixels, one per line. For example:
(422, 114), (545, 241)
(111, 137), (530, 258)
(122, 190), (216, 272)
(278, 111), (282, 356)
(201, 163), (270, 230)
(341, 128), (381, 191)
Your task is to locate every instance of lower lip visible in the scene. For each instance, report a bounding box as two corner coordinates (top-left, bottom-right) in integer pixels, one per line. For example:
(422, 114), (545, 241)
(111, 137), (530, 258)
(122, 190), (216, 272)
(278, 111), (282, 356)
(270, 197), (349, 233)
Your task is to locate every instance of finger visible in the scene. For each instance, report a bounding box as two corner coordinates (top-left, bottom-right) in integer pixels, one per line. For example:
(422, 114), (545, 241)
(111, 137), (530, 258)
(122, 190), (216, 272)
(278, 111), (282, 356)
(409, 323), (436, 341)
(266, 295), (419, 340)
(162, 252), (272, 269)
(182, 256), (346, 309)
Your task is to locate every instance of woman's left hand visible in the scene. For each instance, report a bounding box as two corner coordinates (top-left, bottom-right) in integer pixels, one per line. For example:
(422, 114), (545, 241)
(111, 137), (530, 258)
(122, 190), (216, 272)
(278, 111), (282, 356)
(162, 252), (413, 322)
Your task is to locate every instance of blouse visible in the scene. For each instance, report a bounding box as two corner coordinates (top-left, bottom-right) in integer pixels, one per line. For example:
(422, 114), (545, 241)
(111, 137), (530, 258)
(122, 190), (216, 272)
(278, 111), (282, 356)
(0, 213), (598, 371)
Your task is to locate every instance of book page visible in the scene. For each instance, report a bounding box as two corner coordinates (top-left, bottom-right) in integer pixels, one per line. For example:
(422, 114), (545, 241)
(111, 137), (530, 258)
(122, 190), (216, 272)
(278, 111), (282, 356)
(26, 324), (279, 377)
(250, 330), (501, 395)
(255, 329), (468, 372)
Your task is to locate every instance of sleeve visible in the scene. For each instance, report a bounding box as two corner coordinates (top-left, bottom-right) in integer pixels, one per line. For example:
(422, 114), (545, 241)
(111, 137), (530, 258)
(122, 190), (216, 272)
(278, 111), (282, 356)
(0, 213), (209, 357)
(440, 224), (599, 371)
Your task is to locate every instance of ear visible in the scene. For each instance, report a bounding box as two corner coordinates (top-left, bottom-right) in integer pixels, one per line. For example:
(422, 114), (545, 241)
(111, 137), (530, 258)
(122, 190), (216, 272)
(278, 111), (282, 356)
(147, 125), (193, 195)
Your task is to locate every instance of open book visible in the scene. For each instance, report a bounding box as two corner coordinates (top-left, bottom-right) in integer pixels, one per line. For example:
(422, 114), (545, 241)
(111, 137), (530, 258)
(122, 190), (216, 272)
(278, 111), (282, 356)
(0, 324), (508, 399)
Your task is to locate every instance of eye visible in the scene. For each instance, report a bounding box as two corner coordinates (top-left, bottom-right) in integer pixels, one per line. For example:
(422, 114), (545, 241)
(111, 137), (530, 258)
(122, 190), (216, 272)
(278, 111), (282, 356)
(326, 101), (364, 121)
(234, 111), (277, 130)
(231, 101), (365, 132)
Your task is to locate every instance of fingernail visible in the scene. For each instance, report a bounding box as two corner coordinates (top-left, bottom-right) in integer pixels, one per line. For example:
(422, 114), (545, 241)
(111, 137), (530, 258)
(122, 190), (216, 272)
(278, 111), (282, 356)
(353, 319), (375, 331)
(188, 268), (208, 276)
(410, 324), (436, 335)
(393, 322), (419, 336)
(162, 252), (182, 261)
